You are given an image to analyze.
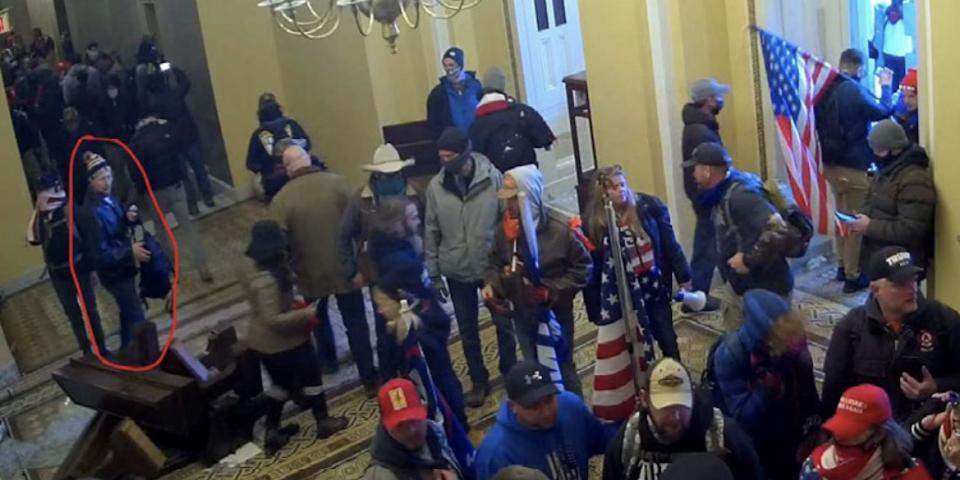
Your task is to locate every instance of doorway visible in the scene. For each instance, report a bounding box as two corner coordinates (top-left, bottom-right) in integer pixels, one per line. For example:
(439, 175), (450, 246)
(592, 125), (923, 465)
(850, 0), (917, 95)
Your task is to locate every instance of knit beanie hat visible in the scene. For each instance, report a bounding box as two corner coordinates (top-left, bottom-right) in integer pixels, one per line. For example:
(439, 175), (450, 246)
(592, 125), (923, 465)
(443, 47), (464, 68)
(436, 127), (470, 154)
(868, 119), (910, 152)
(482, 66), (507, 93)
(84, 152), (110, 179)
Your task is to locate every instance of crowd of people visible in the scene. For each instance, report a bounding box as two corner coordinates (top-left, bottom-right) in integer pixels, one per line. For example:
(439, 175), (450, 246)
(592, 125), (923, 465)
(14, 34), (958, 480)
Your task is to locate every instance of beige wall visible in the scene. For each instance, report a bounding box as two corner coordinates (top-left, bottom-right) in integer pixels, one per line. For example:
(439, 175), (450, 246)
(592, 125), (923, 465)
(25, 0), (59, 44)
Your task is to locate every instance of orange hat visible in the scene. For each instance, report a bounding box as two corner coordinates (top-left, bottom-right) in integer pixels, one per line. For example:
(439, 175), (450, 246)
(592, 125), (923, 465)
(901, 68), (918, 92)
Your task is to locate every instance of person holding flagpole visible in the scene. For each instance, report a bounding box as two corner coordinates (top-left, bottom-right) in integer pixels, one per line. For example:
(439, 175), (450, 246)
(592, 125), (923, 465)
(483, 164), (591, 396)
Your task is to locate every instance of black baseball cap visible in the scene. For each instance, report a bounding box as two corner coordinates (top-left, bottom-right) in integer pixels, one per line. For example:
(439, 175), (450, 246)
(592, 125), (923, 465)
(866, 246), (923, 283)
(682, 142), (732, 168)
(505, 360), (559, 408)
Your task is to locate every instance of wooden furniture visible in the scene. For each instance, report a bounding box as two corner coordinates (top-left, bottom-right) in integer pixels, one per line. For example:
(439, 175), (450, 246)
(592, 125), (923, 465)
(562, 71), (598, 211)
(52, 324), (265, 479)
(383, 121), (441, 178)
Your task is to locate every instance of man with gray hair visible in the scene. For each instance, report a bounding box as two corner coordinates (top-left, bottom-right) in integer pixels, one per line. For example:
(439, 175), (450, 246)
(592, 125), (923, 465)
(270, 144), (381, 397)
(680, 78), (730, 313)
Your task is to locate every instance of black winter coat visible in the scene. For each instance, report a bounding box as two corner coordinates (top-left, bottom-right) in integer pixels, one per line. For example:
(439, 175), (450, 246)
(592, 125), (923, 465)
(469, 96), (555, 173)
(129, 120), (182, 193)
(144, 67), (198, 145)
(822, 295), (960, 421)
(860, 144), (936, 272)
(680, 103), (722, 214)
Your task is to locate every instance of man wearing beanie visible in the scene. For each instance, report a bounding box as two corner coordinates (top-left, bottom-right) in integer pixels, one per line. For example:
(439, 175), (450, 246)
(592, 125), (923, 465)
(425, 127), (512, 407)
(426, 47), (483, 141)
(77, 152), (150, 349)
(470, 66), (555, 174)
(849, 119), (935, 277)
(894, 67), (920, 144)
(822, 247), (960, 422)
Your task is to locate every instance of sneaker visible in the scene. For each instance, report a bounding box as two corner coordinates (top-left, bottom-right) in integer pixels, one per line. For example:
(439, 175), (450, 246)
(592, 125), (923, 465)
(316, 416), (348, 439)
(835, 267), (846, 282)
(681, 296), (721, 314)
(843, 275), (869, 294)
(465, 383), (490, 408)
(321, 363), (339, 375)
(204, 197), (216, 208)
(363, 379), (379, 399)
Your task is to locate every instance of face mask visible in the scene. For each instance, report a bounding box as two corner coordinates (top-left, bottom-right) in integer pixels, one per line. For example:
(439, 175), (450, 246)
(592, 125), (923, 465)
(713, 98), (725, 115)
(875, 152), (897, 167)
(107, 87), (119, 99)
(371, 174), (406, 198)
(446, 66), (463, 83)
(446, 153), (470, 176)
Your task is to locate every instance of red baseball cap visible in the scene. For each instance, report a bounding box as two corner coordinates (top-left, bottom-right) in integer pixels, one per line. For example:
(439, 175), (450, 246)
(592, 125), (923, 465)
(901, 68), (918, 92)
(823, 384), (893, 442)
(378, 378), (427, 431)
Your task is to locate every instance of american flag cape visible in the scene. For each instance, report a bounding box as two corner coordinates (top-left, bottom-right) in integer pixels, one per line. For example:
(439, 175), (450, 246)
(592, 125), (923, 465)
(756, 27), (839, 235)
(398, 308), (475, 478)
(590, 233), (656, 423)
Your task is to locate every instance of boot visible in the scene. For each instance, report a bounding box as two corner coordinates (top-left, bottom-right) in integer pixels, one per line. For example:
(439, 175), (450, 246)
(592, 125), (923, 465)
(313, 401), (347, 439)
(835, 267), (846, 282)
(843, 274), (869, 294)
(465, 383), (490, 408)
(264, 424), (298, 456)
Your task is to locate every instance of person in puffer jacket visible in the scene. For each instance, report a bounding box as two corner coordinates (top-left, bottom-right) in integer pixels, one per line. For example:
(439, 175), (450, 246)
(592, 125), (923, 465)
(367, 196), (467, 429)
(850, 119), (935, 278)
(711, 289), (821, 480)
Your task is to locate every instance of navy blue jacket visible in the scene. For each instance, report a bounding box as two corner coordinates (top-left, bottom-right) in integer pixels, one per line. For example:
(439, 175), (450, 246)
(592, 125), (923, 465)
(818, 75), (892, 171)
(79, 191), (137, 283)
(426, 72), (482, 141)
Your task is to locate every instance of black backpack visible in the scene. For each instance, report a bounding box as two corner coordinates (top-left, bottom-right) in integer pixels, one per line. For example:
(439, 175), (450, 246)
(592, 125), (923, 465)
(814, 77), (848, 163)
(722, 175), (814, 259)
(701, 333), (748, 416)
(484, 106), (535, 171)
(131, 224), (172, 305)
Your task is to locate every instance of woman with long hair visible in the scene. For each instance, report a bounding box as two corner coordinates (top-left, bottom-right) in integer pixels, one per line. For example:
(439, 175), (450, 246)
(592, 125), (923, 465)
(583, 165), (692, 360)
(801, 384), (931, 479)
(243, 220), (347, 455)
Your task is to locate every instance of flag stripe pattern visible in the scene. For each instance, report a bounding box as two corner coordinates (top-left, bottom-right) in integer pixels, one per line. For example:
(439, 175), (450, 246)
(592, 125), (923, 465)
(758, 28), (838, 235)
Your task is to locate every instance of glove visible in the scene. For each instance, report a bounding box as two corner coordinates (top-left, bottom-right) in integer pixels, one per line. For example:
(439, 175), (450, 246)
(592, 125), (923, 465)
(525, 285), (550, 305)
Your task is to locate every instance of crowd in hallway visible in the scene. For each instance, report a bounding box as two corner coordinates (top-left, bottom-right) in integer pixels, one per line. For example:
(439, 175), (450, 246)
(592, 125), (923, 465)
(9, 22), (960, 479)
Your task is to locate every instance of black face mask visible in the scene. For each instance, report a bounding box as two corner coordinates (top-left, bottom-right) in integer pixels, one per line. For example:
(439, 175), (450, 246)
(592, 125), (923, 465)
(875, 152), (897, 167)
(446, 152), (470, 176)
(713, 98), (725, 116)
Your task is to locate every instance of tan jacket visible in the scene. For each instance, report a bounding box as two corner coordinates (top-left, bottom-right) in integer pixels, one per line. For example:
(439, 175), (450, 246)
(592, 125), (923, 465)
(270, 166), (354, 298)
(243, 270), (314, 355)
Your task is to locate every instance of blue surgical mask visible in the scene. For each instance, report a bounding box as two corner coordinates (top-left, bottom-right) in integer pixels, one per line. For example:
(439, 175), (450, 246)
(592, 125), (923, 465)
(371, 173), (406, 198)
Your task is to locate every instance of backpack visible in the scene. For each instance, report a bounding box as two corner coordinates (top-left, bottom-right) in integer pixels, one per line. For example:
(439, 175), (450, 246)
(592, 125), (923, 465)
(814, 77), (848, 164)
(722, 175), (814, 259)
(701, 333), (748, 416)
(484, 106), (534, 171)
(132, 224), (172, 304)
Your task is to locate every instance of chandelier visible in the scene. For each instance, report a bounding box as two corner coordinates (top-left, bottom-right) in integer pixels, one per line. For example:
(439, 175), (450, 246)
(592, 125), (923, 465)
(258, 0), (483, 53)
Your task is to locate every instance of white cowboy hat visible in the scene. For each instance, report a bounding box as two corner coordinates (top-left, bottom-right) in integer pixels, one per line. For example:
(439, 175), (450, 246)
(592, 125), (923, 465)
(362, 144), (415, 174)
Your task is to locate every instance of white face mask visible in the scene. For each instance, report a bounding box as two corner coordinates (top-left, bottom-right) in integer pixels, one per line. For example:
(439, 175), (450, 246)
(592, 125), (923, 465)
(107, 87), (119, 99)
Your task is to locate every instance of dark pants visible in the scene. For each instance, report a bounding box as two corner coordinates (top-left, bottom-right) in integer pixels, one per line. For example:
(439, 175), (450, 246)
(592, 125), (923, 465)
(883, 53), (907, 92)
(101, 276), (146, 349)
(369, 284), (401, 382)
(50, 272), (108, 355)
(513, 300), (582, 397)
(179, 141), (214, 205)
(260, 341), (330, 427)
(447, 278), (516, 387)
(690, 209), (719, 294)
(312, 290), (377, 382)
(646, 301), (680, 360)
(419, 304), (468, 429)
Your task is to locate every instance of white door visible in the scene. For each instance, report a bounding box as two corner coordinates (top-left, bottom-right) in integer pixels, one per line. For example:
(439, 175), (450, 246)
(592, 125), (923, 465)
(514, 0), (585, 133)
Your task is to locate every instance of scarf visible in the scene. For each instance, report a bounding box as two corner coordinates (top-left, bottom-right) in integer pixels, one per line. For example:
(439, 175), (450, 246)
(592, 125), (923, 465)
(813, 444), (885, 480)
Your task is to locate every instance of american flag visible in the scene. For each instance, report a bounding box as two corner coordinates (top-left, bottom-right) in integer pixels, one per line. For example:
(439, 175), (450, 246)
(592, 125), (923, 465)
(591, 234), (656, 423)
(398, 306), (475, 478)
(757, 27), (838, 234)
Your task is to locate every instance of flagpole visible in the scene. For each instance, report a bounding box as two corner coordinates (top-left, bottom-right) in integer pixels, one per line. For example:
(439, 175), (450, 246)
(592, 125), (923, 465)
(604, 200), (643, 396)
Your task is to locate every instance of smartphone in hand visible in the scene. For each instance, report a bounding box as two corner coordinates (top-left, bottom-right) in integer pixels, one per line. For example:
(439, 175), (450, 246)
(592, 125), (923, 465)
(835, 211), (857, 223)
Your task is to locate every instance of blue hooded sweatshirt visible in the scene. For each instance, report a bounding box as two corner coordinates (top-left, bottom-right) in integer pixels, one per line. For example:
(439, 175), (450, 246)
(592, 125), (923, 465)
(474, 391), (610, 480)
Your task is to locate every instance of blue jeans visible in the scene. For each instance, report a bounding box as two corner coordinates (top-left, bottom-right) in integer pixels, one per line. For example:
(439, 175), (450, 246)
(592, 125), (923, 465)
(101, 276), (146, 349)
(179, 141), (214, 204)
(50, 272), (108, 355)
(447, 278), (516, 387)
(312, 290), (378, 382)
(691, 209), (719, 294)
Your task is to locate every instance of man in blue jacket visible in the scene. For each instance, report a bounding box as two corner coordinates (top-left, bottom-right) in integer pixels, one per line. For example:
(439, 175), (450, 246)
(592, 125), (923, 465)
(475, 360), (609, 480)
(426, 48), (483, 141)
(815, 48), (893, 293)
